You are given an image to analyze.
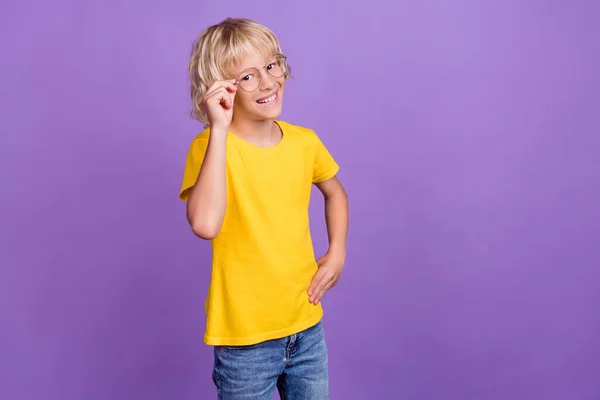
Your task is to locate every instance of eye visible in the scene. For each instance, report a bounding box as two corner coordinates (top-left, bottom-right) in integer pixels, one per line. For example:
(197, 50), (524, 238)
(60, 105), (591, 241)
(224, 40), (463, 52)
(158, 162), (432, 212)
(241, 73), (255, 81)
(266, 62), (277, 70)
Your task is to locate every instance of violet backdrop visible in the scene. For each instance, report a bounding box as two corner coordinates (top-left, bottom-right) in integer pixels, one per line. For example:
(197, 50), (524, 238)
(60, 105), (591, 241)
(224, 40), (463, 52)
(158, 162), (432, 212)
(1, 0), (599, 399)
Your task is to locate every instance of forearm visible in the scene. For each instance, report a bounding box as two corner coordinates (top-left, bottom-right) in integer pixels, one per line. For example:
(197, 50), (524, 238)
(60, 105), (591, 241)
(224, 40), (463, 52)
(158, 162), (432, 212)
(323, 186), (349, 257)
(186, 129), (228, 239)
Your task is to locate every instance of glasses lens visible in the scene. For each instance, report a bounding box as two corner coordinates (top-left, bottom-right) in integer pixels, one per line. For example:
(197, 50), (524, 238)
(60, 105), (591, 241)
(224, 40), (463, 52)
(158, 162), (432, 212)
(267, 56), (287, 79)
(237, 68), (260, 91)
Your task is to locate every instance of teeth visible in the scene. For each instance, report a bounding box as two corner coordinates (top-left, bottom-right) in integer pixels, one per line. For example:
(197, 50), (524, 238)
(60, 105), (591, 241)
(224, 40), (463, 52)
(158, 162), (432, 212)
(258, 94), (276, 104)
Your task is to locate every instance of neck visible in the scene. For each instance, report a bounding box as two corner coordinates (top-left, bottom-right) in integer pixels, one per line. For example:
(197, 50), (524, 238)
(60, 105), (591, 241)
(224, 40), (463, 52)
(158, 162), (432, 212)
(229, 118), (281, 147)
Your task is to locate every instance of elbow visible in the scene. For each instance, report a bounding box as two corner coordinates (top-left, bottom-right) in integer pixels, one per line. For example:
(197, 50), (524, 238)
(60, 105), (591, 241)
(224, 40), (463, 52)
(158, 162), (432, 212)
(190, 222), (220, 240)
(186, 202), (224, 240)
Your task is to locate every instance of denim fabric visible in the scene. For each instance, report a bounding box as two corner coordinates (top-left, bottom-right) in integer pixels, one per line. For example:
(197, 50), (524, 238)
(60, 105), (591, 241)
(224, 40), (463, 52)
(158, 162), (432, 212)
(212, 320), (329, 399)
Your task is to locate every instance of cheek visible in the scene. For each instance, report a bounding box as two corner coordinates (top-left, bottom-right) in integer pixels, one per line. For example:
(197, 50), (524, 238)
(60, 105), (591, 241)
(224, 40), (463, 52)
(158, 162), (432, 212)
(273, 80), (285, 97)
(234, 92), (254, 109)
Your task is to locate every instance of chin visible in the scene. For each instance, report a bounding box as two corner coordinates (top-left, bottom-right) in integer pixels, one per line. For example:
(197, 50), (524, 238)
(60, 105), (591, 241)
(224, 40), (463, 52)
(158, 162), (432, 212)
(263, 106), (283, 120)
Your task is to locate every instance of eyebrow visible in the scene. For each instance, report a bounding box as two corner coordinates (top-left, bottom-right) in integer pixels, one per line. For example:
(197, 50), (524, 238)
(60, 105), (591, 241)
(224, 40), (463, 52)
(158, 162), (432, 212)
(237, 55), (277, 74)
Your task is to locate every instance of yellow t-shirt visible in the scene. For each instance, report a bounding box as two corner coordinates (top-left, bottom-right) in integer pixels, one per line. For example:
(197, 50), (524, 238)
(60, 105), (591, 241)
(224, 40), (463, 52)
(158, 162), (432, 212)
(179, 120), (339, 346)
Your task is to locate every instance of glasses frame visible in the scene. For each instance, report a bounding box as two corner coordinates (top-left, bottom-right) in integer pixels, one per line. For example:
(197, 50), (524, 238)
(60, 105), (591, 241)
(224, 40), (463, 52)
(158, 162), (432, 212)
(233, 54), (289, 92)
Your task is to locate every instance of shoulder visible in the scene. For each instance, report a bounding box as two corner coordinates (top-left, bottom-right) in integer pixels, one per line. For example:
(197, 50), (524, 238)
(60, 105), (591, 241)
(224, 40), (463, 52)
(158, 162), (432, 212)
(187, 129), (210, 151)
(277, 120), (319, 142)
(181, 129), (210, 163)
(191, 129), (210, 144)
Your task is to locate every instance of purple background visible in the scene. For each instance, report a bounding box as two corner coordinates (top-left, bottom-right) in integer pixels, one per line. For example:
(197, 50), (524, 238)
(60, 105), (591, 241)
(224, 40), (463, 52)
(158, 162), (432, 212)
(1, 0), (599, 399)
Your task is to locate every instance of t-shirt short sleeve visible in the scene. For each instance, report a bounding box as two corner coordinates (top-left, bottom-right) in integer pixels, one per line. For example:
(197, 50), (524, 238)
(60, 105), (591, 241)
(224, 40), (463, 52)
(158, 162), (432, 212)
(179, 136), (209, 202)
(312, 132), (339, 184)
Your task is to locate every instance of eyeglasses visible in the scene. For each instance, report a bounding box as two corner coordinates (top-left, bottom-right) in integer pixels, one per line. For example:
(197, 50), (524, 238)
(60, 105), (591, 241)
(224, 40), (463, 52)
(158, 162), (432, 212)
(233, 54), (289, 92)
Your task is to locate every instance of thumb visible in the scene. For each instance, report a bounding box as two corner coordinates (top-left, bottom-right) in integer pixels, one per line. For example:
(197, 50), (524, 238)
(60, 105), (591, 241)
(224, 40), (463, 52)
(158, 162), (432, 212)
(223, 85), (237, 110)
(316, 256), (326, 267)
(229, 84), (238, 102)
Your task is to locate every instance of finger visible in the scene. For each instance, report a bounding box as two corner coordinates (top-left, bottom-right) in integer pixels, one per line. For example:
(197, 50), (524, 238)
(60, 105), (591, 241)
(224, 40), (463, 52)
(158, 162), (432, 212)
(205, 88), (233, 109)
(310, 271), (333, 303)
(228, 84), (238, 101)
(219, 89), (234, 109)
(308, 266), (328, 297)
(206, 79), (237, 93)
(202, 86), (236, 108)
(204, 85), (235, 102)
(211, 85), (237, 108)
(312, 276), (335, 304)
(315, 278), (337, 304)
(227, 85), (237, 105)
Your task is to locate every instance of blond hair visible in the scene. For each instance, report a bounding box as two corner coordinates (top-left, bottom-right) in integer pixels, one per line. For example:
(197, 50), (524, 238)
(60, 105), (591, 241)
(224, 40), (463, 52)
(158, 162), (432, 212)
(188, 18), (291, 125)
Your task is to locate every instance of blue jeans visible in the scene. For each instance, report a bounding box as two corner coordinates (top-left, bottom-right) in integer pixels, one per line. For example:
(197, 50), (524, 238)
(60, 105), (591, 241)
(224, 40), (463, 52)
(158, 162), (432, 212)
(212, 320), (329, 399)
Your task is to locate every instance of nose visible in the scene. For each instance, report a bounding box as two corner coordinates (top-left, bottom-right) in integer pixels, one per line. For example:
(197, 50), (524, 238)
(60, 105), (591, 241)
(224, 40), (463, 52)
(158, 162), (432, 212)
(258, 68), (276, 91)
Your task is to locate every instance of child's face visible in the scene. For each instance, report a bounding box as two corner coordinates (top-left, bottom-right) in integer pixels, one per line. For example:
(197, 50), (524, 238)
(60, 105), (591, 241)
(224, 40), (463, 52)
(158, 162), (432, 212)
(230, 50), (286, 123)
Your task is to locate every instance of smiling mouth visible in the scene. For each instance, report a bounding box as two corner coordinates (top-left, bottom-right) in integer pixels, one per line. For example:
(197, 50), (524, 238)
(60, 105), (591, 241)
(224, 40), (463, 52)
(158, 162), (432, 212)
(256, 92), (278, 106)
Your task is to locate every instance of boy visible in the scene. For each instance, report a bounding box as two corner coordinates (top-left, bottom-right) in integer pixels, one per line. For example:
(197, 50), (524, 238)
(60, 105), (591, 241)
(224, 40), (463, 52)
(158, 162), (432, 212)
(179, 18), (349, 399)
